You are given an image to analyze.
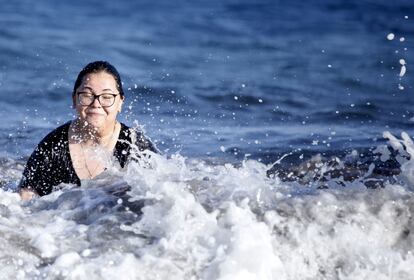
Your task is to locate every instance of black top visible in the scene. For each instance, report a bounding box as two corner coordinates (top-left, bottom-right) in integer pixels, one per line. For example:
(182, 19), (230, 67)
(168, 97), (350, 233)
(19, 122), (156, 196)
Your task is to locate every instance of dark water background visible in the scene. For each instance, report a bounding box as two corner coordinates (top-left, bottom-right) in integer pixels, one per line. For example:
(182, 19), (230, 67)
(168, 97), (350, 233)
(0, 0), (413, 163)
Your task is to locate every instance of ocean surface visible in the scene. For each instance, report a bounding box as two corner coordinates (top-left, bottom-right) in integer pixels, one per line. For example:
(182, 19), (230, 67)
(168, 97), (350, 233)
(1, 0), (414, 279)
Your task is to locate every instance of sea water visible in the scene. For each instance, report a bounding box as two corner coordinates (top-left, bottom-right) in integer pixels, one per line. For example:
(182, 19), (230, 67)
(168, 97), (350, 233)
(1, 142), (414, 279)
(0, 0), (414, 279)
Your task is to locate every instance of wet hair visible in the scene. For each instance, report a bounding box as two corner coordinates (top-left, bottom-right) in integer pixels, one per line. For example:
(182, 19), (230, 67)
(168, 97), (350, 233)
(72, 61), (125, 97)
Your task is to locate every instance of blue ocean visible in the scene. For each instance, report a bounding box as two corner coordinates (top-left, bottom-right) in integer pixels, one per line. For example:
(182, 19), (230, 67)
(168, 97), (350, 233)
(1, 0), (414, 279)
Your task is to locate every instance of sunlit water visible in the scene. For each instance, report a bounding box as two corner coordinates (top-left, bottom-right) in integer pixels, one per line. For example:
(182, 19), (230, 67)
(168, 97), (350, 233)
(1, 0), (414, 279)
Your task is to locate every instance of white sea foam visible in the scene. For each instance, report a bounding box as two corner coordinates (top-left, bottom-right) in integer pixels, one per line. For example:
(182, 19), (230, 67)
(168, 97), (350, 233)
(1, 143), (414, 279)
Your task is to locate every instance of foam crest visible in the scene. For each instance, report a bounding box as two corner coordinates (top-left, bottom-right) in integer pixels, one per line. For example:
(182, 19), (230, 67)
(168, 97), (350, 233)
(0, 152), (413, 279)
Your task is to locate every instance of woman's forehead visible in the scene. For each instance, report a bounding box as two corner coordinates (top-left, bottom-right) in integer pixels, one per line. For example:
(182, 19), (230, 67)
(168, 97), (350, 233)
(80, 72), (117, 90)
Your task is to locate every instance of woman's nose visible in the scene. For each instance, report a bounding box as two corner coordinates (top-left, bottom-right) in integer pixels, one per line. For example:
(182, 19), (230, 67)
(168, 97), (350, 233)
(90, 96), (101, 107)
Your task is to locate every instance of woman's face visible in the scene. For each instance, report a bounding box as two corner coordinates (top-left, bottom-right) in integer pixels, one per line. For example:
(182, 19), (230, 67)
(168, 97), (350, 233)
(73, 71), (124, 130)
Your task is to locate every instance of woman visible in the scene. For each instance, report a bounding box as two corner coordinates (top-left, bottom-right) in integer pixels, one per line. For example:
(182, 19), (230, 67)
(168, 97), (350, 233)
(19, 61), (157, 200)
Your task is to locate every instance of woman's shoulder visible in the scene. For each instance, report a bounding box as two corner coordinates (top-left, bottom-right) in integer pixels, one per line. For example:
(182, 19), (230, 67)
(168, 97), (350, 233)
(118, 122), (145, 141)
(118, 122), (158, 153)
(36, 122), (71, 149)
(118, 122), (133, 139)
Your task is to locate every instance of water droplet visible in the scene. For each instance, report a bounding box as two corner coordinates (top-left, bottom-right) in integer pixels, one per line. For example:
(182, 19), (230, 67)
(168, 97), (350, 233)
(399, 65), (406, 77)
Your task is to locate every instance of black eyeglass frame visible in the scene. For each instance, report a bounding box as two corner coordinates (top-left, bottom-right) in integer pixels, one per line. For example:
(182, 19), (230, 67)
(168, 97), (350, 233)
(76, 92), (119, 107)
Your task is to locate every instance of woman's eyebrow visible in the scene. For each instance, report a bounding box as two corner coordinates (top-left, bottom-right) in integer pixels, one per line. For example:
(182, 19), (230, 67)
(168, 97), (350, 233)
(79, 86), (114, 92)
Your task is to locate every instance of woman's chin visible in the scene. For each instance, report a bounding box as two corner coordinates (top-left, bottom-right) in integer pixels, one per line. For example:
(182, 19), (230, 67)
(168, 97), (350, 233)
(83, 116), (105, 129)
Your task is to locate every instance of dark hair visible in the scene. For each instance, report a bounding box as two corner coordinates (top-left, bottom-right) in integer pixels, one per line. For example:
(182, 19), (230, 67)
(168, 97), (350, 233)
(73, 61), (125, 97)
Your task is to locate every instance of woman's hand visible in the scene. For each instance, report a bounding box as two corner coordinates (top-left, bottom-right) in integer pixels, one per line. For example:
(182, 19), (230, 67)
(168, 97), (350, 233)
(19, 188), (37, 201)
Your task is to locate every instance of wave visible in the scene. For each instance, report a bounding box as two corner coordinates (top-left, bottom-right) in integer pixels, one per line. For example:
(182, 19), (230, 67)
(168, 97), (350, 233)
(1, 132), (414, 279)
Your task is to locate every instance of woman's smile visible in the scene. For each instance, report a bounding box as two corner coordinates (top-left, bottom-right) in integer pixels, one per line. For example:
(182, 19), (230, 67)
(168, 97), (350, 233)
(86, 111), (104, 116)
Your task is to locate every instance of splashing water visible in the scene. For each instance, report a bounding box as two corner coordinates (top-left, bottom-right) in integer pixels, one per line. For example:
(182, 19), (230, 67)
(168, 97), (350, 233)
(1, 134), (414, 280)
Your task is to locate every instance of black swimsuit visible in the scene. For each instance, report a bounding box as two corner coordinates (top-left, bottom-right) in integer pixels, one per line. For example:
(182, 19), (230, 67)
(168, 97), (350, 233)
(19, 122), (156, 196)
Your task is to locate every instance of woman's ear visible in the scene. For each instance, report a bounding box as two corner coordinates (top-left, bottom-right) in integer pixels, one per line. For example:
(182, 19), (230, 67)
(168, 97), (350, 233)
(118, 96), (124, 113)
(72, 93), (76, 108)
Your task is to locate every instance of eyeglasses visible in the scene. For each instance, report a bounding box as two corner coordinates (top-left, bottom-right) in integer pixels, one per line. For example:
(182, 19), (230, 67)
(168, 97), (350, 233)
(77, 92), (119, 107)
